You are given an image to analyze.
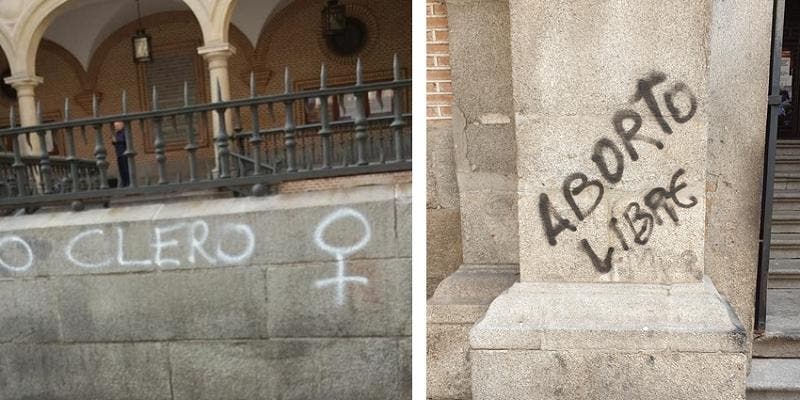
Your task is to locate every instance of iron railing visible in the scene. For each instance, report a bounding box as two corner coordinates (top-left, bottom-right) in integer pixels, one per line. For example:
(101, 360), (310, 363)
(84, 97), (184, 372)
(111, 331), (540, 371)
(0, 153), (100, 198)
(0, 56), (411, 212)
(755, 0), (786, 333)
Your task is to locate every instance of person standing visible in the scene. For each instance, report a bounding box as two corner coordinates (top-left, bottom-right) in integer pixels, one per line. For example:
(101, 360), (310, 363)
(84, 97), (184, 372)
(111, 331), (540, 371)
(112, 121), (130, 187)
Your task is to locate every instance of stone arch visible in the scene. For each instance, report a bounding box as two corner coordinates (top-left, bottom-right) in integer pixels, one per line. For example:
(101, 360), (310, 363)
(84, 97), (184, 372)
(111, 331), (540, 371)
(11, 0), (216, 78)
(37, 40), (89, 89)
(0, 30), (15, 69)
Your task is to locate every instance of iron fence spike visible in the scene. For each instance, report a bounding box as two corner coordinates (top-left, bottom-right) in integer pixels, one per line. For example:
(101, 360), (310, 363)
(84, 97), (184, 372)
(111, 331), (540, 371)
(393, 54), (400, 81)
(121, 90), (127, 114)
(284, 67), (291, 94)
(356, 58), (363, 85)
(250, 71), (256, 98)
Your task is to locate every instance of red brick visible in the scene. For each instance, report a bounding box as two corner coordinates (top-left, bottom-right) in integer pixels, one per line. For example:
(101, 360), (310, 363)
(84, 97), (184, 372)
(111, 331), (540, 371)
(427, 17), (449, 29)
(435, 56), (450, 66)
(427, 70), (452, 81)
(427, 93), (453, 104)
(433, 29), (449, 42)
(427, 43), (449, 54)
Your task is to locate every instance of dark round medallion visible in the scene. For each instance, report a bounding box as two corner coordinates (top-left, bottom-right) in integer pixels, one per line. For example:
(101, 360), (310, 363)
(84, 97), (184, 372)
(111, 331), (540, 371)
(325, 17), (367, 57)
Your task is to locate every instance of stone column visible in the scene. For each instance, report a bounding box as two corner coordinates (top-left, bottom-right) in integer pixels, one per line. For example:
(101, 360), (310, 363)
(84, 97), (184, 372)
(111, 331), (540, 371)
(198, 43), (235, 176)
(426, 1), (518, 399)
(470, 1), (749, 398)
(4, 75), (44, 155)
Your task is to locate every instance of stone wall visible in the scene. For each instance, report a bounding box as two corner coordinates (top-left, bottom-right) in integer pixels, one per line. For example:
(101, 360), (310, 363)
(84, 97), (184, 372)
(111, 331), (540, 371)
(0, 183), (411, 399)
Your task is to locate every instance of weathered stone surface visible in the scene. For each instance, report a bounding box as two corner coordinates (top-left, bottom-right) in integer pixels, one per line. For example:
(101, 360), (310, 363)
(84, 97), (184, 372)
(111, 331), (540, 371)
(472, 349), (746, 400)
(0, 183), (409, 398)
(508, 0), (710, 118)
(427, 265), (518, 400)
(747, 358), (800, 399)
(458, 189), (518, 265)
(170, 340), (317, 400)
(55, 267), (268, 341)
(427, 323), (473, 400)
(0, 185), (399, 277)
(753, 288), (800, 357)
(446, 0), (519, 272)
(396, 184), (412, 258)
(267, 258), (411, 337)
(171, 339), (408, 400)
(470, 280), (746, 353)
(399, 337), (411, 400)
(0, 278), (60, 342)
(428, 264), (519, 319)
(0, 342), (171, 400)
(703, 0), (773, 336)
(509, 0), (711, 285)
(427, 208), (463, 298)
(447, 0), (513, 121)
(427, 120), (460, 210)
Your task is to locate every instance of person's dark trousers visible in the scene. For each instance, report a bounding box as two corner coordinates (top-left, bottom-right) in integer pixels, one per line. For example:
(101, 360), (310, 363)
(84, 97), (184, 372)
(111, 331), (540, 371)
(117, 156), (130, 187)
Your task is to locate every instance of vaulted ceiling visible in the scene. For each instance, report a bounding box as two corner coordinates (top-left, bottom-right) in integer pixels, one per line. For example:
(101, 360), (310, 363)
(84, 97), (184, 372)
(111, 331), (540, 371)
(43, 0), (284, 69)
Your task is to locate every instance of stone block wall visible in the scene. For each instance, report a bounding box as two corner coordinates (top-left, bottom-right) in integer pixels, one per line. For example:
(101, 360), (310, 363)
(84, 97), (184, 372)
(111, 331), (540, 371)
(0, 183), (411, 399)
(426, 0), (462, 297)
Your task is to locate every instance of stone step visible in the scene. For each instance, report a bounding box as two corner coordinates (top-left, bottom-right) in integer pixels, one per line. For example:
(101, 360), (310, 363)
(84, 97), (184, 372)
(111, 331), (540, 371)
(776, 140), (800, 154)
(770, 211), (800, 234)
(747, 358), (800, 399)
(768, 234), (800, 258)
(753, 289), (800, 358)
(775, 156), (800, 173)
(772, 191), (800, 210)
(768, 259), (800, 289)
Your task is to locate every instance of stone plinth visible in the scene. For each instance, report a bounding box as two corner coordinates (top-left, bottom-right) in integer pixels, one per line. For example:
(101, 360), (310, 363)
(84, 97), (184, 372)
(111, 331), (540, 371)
(470, 280), (747, 399)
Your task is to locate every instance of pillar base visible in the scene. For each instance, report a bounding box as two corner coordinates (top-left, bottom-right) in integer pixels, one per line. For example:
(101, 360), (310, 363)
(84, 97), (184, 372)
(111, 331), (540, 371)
(470, 279), (748, 399)
(427, 264), (518, 399)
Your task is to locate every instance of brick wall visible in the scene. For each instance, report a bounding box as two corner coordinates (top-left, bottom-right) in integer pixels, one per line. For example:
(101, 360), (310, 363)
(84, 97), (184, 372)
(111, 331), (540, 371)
(427, 0), (452, 120)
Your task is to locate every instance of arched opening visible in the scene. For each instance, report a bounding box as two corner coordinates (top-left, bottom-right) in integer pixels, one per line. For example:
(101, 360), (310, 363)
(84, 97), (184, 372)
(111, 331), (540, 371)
(35, 1), (214, 182)
(0, 47), (16, 132)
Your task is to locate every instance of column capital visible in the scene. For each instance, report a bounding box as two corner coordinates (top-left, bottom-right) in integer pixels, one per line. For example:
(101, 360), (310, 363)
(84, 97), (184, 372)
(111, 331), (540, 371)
(197, 42), (237, 60)
(4, 75), (43, 90)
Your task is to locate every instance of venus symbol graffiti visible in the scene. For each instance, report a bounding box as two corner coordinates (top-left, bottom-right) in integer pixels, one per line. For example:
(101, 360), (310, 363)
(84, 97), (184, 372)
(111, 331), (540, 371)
(313, 208), (371, 306)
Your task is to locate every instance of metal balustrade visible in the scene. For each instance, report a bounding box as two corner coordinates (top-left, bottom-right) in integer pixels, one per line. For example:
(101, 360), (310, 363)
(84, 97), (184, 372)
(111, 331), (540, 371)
(0, 56), (412, 212)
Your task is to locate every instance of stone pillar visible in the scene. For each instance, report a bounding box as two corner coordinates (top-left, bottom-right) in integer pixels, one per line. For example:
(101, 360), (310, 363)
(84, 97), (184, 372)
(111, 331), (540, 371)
(470, 1), (749, 398)
(4, 75), (44, 155)
(426, 1), (518, 398)
(198, 43), (235, 176)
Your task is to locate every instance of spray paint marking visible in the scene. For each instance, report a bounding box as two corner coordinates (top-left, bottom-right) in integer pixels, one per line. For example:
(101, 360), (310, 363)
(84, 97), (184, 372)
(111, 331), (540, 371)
(0, 235), (33, 272)
(313, 208), (370, 305)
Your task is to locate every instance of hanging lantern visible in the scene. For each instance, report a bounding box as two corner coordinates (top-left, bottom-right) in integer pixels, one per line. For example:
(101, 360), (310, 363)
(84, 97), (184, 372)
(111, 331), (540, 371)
(323, 0), (347, 36)
(132, 29), (152, 63)
(131, 0), (152, 63)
